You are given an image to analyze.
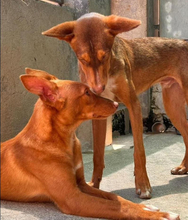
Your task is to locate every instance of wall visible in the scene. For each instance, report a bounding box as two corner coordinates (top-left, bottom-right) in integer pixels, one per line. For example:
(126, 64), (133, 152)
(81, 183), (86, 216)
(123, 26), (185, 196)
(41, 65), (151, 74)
(111, 0), (147, 39)
(111, 0), (150, 118)
(1, 0), (76, 141)
(64, 0), (111, 19)
(160, 0), (188, 39)
(1, 0), (111, 152)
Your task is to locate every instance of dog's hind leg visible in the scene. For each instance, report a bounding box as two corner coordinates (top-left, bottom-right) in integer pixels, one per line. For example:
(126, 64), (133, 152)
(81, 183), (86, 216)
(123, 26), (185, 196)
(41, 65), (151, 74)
(162, 82), (188, 175)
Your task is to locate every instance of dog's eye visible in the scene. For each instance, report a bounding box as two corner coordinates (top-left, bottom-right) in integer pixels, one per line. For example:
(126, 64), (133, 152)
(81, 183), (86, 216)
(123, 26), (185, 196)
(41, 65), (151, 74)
(80, 59), (89, 66)
(79, 53), (90, 66)
(85, 89), (90, 96)
(102, 53), (108, 60)
(98, 51), (110, 63)
(101, 53), (109, 63)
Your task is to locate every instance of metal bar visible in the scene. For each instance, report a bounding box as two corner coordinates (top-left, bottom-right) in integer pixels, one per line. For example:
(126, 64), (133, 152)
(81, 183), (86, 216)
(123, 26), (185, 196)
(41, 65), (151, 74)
(154, 0), (159, 25)
(154, 0), (160, 37)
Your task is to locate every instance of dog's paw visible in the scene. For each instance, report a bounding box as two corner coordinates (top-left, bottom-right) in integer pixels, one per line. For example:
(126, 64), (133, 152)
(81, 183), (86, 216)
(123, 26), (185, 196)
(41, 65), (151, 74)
(87, 181), (100, 188)
(143, 205), (160, 212)
(171, 165), (188, 175)
(141, 205), (180, 220)
(160, 212), (180, 220)
(135, 173), (152, 199)
(136, 188), (152, 199)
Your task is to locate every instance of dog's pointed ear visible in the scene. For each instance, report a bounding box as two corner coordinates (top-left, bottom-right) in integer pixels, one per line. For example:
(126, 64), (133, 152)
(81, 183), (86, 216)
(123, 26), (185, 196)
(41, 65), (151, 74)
(42, 21), (76, 42)
(25, 68), (57, 80)
(20, 75), (65, 111)
(104, 15), (141, 36)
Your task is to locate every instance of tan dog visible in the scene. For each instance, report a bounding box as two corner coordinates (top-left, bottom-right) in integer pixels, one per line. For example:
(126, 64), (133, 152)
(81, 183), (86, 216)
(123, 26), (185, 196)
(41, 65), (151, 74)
(42, 13), (188, 199)
(1, 68), (180, 219)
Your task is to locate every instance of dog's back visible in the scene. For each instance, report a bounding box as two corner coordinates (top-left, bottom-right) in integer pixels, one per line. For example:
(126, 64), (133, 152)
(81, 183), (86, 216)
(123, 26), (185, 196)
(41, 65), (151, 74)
(114, 37), (188, 94)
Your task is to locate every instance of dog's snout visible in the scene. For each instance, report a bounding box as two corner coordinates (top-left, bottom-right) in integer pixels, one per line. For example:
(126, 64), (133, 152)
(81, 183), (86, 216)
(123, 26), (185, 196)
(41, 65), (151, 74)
(93, 85), (105, 94)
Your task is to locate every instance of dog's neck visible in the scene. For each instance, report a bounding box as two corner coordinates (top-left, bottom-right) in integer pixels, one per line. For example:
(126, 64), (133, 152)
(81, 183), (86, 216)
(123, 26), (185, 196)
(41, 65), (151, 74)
(18, 99), (80, 147)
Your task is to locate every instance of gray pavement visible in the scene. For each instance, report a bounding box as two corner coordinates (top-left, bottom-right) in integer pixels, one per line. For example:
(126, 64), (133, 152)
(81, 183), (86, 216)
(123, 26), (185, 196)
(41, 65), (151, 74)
(1, 133), (188, 220)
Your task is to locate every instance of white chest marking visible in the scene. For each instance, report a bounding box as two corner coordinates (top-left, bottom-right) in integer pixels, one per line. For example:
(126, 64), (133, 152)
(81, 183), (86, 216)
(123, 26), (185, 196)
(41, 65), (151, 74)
(101, 77), (117, 100)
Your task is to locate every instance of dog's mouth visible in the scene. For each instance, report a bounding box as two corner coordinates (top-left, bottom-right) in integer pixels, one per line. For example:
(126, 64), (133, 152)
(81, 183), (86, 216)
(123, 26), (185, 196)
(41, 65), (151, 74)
(92, 102), (118, 119)
(92, 114), (109, 119)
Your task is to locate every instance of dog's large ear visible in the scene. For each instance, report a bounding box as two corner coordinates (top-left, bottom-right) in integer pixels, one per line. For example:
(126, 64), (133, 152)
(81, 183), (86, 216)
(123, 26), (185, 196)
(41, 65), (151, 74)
(42, 21), (75, 42)
(104, 15), (141, 36)
(25, 68), (57, 80)
(20, 75), (65, 111)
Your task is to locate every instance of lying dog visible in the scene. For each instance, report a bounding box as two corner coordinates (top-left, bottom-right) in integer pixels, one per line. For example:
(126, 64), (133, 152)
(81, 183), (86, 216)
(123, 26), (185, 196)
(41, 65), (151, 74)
(1, 68), (180, 219)
(42, 13), (188, 199)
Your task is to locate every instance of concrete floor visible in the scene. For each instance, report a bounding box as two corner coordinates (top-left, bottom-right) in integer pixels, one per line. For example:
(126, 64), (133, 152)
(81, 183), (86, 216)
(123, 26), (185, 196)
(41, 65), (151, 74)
(1, 133), (188, 220)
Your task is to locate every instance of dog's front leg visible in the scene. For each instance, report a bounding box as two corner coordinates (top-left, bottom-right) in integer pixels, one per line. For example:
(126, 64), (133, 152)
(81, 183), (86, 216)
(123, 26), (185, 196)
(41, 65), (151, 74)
(128, 96), (151, 199)
(45, 165), (179, 220)
(73, 133), (118, 202)
(116, 78), (151, 199)
(88, 119), (107, 188)
(73, 136), (117, 200)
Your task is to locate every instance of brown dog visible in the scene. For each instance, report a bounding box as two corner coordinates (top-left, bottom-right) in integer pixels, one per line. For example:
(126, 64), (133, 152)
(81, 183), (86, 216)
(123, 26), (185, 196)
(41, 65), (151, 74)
(42, 13), (188, 199)
(1, 68), (180, 219)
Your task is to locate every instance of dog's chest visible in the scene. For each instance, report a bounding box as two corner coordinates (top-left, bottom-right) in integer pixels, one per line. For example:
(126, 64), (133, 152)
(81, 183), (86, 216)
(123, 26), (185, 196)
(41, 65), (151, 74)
(101, 77), (118, 101)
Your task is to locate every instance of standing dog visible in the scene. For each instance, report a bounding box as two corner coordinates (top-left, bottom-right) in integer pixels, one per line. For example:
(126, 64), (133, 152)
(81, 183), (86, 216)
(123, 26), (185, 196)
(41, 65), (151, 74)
(1, 68), (180, 219)
(42, 13), (188, 199)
